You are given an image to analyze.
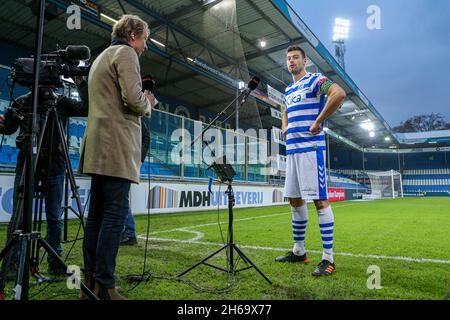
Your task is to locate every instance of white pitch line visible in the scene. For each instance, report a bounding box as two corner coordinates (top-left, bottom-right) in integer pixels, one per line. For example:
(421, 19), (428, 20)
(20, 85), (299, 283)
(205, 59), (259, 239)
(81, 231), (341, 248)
(145, 212), (291, 236)
(136, 235), (450, 265)
(137, 201), (450, 265)
(147, 203), (356, 236)
(175, 228), (205, 241)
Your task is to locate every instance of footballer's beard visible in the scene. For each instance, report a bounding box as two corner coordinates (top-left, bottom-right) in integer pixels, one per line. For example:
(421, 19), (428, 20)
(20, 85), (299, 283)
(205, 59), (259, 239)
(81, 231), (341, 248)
(289, 65), (303, 76)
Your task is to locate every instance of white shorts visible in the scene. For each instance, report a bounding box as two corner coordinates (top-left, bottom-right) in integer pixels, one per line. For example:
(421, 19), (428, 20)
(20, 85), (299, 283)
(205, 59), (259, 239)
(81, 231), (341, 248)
(284, 150), (328, 200)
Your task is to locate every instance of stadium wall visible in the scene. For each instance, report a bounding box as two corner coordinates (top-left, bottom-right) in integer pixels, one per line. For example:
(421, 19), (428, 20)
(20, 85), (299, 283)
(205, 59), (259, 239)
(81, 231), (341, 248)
(0, 173), (289, 223)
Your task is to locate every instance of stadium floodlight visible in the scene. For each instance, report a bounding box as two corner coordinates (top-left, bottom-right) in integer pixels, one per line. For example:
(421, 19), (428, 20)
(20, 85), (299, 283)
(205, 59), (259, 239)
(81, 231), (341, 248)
(369, 131), (375, 138)
(333, 18), (350, 42)
(150, 38), (166, 48)
(202, 0), (231, 10)
(259, 40), (267, 48)
(238, 81), (246, 90)
(360, 120), (374, 131)
(333, 18), (350, 70)
(100, 13), (118, 24)
(200, 0), (223, 7)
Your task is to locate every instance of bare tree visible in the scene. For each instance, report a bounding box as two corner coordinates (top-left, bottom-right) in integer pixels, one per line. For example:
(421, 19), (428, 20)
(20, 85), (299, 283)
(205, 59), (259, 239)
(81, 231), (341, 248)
(394, 113), (449, 133)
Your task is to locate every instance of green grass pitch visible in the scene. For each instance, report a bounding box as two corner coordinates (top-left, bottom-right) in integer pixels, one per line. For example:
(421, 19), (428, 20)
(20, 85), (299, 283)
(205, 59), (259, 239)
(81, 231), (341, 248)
(0, 197), (449, 300)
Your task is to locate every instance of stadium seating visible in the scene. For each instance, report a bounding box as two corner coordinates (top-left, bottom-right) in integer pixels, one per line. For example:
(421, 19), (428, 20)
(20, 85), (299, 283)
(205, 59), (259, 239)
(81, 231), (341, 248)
(328, 170), (368, 190)
(337, 168), (450, 193)
(402, 168), (450, 193)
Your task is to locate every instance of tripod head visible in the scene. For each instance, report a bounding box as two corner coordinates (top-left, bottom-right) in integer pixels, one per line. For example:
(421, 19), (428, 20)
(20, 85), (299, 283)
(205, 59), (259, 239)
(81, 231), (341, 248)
(9, 86), (59, 124)
(37, 86), (59, 105)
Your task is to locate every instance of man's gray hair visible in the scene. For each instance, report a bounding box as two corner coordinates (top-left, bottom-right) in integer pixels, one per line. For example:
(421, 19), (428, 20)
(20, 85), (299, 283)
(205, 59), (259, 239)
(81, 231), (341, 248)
(112, 14), (149, 41)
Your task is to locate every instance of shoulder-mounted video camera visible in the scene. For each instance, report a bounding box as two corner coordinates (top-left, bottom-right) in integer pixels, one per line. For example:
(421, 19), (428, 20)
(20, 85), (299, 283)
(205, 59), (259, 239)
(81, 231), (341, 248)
(11, 45), (91, 88)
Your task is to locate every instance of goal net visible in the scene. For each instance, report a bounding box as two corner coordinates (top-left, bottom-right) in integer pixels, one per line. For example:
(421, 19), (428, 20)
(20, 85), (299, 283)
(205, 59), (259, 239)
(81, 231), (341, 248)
(363, 170), (403, 200)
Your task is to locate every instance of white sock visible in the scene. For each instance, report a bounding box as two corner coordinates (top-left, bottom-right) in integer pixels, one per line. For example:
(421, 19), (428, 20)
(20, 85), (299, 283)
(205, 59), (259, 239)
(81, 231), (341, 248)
(318, 206), (334, 263)
(292, 204), (308, 256)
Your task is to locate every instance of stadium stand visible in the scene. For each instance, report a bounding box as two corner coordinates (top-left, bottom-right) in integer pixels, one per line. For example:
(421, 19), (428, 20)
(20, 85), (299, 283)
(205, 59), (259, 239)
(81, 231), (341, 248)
(403, 168), (450, 193)
(328, 171), (368, 190)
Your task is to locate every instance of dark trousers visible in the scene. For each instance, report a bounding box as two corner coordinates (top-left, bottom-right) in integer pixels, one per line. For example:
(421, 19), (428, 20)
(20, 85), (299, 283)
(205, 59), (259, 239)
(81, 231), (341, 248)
(121, 206), (136, 239)
(44, 173), (65, 262)
(5, 171), (23, 265)
(6, 170), (65, 265)
(82, 174), (131, 288)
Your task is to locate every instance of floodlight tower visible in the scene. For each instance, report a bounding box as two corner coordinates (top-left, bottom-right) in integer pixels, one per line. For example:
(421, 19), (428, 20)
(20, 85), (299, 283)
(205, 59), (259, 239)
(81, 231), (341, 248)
(333, 18), (350, 70)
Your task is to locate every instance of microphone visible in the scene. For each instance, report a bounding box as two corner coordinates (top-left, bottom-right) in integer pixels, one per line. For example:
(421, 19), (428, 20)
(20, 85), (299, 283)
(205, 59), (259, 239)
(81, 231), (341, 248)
(64, 45), (91, 61)
(240, 76), (260, 104)
(142, 74), (158, 108)
(142, 73), (156, 93)
(247, 76), (260, 91)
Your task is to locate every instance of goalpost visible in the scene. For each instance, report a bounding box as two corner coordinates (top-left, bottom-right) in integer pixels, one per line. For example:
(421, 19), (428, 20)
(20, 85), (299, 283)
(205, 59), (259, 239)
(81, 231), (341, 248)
(363, 170), (403, 200)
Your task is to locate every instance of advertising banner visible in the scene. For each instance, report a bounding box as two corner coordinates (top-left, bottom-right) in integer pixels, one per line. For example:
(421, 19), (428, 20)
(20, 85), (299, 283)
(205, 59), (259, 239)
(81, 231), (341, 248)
(327, 188), (346, 202)
(0, 174), (288, 222)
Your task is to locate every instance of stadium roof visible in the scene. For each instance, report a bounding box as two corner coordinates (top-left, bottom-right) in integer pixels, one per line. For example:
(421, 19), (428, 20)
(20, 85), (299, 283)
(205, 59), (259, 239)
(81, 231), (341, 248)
(396, 130), (450, 145)
(1, 0), (449, 152)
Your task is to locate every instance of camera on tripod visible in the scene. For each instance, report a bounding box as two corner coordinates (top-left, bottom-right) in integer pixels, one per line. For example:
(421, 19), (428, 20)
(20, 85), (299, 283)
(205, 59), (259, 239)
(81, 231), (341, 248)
(11, 45), (91, 88)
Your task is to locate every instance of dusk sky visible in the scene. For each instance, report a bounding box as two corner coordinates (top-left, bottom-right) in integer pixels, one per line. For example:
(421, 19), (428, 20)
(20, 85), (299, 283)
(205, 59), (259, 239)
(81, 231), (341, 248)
(287, 0), (450, 127)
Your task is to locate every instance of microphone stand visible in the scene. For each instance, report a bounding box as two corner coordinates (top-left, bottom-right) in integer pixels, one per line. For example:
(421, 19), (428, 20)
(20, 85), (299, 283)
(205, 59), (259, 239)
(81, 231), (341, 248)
(178, 83), (272, 285)
(190, 88), (250, 149)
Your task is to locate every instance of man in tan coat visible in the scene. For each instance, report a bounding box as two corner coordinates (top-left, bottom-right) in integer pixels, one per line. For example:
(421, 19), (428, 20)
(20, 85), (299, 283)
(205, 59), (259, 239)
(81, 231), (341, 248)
(79, 14), (155, 300)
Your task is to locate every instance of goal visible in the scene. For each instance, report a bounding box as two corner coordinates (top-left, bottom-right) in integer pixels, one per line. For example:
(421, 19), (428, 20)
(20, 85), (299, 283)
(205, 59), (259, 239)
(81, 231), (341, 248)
(363, 170), (403, 200)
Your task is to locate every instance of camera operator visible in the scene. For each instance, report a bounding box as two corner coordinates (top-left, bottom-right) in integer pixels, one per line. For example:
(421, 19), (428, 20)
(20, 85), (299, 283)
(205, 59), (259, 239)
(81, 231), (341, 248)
(0, 76), (89, 278)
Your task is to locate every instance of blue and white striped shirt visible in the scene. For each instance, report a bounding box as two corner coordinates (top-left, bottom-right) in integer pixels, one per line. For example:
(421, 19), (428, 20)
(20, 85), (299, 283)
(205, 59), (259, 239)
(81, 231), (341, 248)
(285, 72), (329, 155)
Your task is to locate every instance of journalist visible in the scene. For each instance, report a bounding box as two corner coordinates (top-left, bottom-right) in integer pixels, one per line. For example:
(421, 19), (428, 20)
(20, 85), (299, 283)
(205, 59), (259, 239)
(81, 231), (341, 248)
(78, 14), (154, 300)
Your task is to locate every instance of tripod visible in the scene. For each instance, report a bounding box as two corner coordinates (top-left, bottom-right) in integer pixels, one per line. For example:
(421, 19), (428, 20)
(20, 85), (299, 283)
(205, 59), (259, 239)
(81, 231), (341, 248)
(62, 113), (85, 244)
(178, 180), (272, 284)
(177, 76), (272, 285)
(0, 87), (96, 300)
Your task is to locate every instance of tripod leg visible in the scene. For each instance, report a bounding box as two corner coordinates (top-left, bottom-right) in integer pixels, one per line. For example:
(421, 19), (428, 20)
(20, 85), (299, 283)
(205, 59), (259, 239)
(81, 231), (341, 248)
(13, 237), (32, 300)
(233, 245), (272, 285)
(54, 111), (86, 224)
(30, 196), (43, 271)
(0, 165), (27, 293)
(63, 120), (70, 242)
(38, 238), (98, 300)
(177, 245), (228, 277)
(36, 196), (45, 269)
(0, 230), (20, 272)
(63, 171), (69, 242)
(0, 239), (17, 262)
(0, 238), (19, 292)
